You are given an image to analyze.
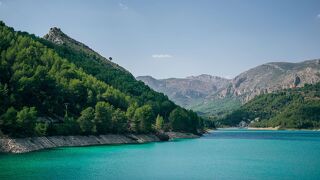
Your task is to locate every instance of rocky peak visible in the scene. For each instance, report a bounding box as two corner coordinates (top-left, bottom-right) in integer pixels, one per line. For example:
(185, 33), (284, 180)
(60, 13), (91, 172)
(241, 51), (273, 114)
(44, 27), (92, 51)
(49, 27), (63, 34)
(43, 26), (130, 73)
(43, 27), (65, 45)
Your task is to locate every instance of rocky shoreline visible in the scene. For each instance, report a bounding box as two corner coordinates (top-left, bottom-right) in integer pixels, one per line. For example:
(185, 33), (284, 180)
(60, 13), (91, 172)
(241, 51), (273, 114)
(0, 132), (200, 154)
(247, 127), (280, 130)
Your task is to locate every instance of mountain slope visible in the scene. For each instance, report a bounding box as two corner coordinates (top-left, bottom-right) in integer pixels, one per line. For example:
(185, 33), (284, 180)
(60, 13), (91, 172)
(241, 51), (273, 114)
(194, 60), (320, 116)
(219, 60), (320, 102)
(217, 82), (320, 129)
(43, 27), (127, 72)
(0, 21), (203, 137)
(41, 27), (201, 126)
(41, 27), (151, 98)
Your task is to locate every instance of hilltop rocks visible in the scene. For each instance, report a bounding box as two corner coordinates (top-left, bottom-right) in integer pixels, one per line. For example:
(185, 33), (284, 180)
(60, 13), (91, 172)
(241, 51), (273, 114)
(43, 27), (65, 45)
(43, 26), (129, 72)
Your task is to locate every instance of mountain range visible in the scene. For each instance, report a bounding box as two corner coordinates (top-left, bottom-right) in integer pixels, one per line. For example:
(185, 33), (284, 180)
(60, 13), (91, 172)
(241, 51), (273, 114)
(137, 59), (320, 116)
(136, 75), (230, 108)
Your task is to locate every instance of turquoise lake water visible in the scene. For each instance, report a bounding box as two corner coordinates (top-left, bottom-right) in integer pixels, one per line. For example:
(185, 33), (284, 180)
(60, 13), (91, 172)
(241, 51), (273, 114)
(1, 129), (320, 180)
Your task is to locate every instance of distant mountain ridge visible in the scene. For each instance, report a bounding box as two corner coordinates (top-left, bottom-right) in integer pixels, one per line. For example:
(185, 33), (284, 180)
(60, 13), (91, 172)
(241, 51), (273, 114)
(136, 74), (230, 108)
(220, 60), (320, 102)
(137, 59), (320, 116)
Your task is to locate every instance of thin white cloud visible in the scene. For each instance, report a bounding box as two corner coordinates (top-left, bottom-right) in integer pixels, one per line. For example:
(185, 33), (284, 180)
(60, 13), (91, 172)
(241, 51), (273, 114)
(152, 54), (173, 59)
(224, 75), (233, 79)
(317, 14), (320, 19)
(119, 2), (128, 10)
(0, 1), (2, 6)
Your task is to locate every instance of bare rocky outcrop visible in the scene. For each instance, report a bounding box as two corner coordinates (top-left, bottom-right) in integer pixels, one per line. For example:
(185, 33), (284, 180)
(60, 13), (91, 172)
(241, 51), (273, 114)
(0, 132), (199, 153)
(165, 132), (200, 139)
(43, 27), (65, 45)
(0, 134), (160, 153)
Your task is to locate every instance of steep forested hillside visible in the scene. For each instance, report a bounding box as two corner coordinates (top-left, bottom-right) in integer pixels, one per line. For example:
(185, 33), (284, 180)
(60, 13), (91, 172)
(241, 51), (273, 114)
(0, 21), (203, 137)
(218, 82), (320, 129)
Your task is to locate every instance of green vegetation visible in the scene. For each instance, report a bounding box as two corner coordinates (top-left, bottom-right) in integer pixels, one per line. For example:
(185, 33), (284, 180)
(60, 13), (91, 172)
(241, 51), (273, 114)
(0, 21), (203, 137)
(217, 83), (320, 129)
(169, 107), (202, 133)
(155, 114), (164, 131)
(77, 107), (95, 134)
(191, 96), (241, 117)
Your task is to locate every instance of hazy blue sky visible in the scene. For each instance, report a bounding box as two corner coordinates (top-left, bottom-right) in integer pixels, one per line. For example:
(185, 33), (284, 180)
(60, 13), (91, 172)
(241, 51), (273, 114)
(1, 0), (320, 79)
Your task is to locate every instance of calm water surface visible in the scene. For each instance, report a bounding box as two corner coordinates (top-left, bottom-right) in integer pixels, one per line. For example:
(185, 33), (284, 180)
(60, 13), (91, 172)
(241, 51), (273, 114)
(1, 129), (320, 180)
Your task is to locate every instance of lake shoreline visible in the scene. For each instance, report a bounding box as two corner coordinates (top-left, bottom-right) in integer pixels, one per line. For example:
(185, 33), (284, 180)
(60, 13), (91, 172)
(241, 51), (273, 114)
(1, 129), (319, 179)
(0, 132), (200, 154)
(217, 127), (320, 131)
(247, 127), (280, 130)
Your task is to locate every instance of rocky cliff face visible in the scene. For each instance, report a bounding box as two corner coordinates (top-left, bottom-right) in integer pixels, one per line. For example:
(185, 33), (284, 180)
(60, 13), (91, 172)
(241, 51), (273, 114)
(44, 27), (67, 45)
(138, 59), (320, 116)
(216, 59), (320, 102)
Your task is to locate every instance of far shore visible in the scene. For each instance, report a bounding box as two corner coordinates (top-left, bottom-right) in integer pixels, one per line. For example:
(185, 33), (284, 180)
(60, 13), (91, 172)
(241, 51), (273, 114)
(247, 127), (280, 130)
(217, 127), (320, 131)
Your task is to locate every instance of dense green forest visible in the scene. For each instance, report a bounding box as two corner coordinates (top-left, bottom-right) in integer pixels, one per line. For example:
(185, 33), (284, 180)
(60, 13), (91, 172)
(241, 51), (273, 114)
(217, 82), (320, 129)
(0, 21), (204, 137)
